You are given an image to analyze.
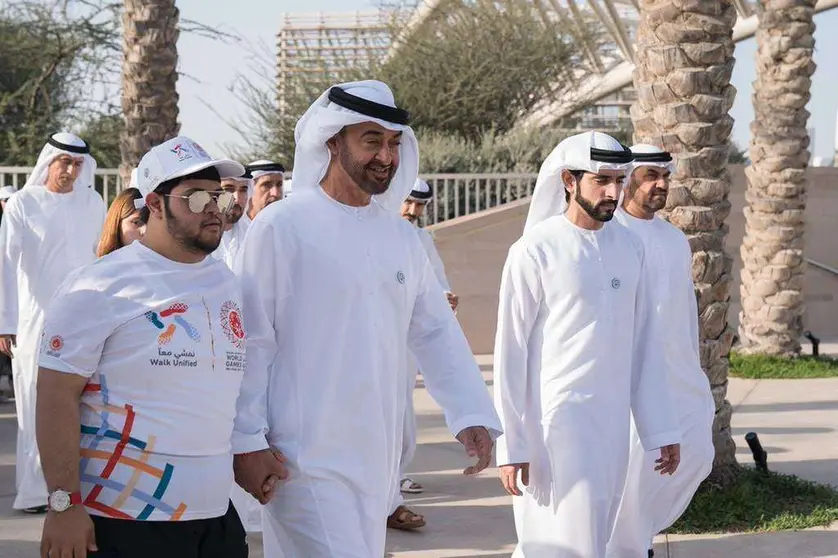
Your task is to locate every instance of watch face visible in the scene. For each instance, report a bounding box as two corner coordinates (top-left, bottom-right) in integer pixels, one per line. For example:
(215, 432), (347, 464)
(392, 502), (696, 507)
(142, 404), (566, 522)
(49, 491), (71, 512)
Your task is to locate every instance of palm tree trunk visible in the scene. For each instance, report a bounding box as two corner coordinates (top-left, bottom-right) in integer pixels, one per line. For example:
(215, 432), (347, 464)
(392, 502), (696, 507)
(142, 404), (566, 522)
(632, 0), (739, 486)
(739, 0), (816, 357)
(120, 0), (181, 187)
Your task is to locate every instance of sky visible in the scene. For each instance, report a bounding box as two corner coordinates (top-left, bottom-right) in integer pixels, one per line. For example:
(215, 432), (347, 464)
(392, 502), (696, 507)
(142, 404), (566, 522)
(174, 0), (838, 162)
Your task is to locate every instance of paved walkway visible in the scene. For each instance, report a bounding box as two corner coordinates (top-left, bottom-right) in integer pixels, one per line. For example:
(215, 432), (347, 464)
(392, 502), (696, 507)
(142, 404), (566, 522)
(1, 366), (837, 557)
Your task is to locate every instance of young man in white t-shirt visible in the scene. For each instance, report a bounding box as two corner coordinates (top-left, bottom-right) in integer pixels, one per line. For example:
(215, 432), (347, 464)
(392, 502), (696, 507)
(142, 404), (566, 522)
(34, 136), (288, 558)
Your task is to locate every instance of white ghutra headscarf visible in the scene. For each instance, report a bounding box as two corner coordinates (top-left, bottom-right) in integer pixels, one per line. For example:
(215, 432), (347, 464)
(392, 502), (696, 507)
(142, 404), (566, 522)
(524, 131), (634, 232)
(245, 160), (285, 198)
(24, 132), (97, 190)
(293, 80), (419, 212)
(628, 143), (676, 175)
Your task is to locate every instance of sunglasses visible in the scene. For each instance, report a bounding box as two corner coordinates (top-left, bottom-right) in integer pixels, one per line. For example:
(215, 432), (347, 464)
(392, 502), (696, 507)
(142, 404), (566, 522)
(164, 190), (235, 214)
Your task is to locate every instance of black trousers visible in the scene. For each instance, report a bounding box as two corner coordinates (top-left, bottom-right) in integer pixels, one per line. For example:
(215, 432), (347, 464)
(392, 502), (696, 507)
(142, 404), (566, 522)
(89, 501), (248, 558)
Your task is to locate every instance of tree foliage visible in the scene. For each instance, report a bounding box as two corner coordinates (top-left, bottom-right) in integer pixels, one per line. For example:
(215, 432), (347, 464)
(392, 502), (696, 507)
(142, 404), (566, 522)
(381, 1), (600, 140)
(0, 1), (120, 165)
(1, 1), (230, 169)
(228, 1), (601, 168)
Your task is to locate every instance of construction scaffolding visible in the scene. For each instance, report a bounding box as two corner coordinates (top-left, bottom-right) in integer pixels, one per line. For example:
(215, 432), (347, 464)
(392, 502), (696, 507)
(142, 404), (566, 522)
(276, 10), (409, 117)
(274, 2), (639, 134)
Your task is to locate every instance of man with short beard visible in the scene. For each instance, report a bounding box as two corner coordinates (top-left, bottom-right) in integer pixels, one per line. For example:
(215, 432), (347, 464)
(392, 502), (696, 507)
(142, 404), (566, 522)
(214, 175), (251, 268)
(232, 80), (502, 558)
(35, 136), (287, 557)
(607, 144), (714, 558)
(0, 132), (106, 513)
(493, 131), (681, 558)
(214, 161), (284, 270)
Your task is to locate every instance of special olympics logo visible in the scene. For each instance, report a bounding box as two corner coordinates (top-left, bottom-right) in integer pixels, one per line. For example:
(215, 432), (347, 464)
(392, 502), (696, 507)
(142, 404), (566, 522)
(220, 301), (246, 349)
(48, 335), (64, 354)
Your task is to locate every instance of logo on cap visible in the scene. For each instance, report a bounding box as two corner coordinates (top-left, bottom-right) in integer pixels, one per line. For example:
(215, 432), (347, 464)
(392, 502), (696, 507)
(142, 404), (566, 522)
(170, 144), (192, 162)
(396, 271), (405, 284)
(611, 277), (621, 290)
(192, 142), (209, 158)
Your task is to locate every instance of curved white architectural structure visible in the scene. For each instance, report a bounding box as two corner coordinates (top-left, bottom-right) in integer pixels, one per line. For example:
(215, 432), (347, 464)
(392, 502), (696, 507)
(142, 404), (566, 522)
(396, 0), (838, 126)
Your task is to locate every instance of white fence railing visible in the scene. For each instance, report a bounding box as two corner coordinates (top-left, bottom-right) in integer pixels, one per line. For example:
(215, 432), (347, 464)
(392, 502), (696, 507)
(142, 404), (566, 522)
(0, 167), (537, 224)
(0, 167), (124, 206)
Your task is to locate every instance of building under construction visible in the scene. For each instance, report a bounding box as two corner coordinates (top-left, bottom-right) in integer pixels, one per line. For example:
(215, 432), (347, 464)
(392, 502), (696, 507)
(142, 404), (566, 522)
(275, 11), (396, 117)
(274, 1), (639, 133)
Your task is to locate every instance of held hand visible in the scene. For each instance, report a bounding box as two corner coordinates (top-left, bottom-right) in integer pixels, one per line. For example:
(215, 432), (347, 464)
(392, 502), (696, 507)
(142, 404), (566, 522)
(40, 506), (97, 558)
(499, 463), (529, 496)
(0, 334), (16, 358)
(655, 443), (681, 475)
(455, 426), (493, 475)
(445, 292), (459, 312)
(234, 447), (289, 504)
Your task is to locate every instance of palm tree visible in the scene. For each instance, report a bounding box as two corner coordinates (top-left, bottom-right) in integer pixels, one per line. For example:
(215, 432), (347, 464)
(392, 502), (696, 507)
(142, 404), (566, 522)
(739, 0), (817, 357)
(631, 0), (739, 485)
(120, 0), (181, 185)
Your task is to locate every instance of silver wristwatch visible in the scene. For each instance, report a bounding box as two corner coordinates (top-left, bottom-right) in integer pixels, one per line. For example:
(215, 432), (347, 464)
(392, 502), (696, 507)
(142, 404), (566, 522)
(47, 489), (80, 512)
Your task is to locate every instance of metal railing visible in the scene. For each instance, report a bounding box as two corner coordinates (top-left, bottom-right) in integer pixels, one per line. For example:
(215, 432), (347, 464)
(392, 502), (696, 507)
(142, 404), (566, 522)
(421, 173), (538, 225)
(0, 167), (124, 207)
(0, 167), (537, 224)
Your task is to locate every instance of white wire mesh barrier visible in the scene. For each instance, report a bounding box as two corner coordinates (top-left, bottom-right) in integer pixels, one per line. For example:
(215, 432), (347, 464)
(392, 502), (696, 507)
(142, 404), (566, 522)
(0, 167), (124, 207)
(0, 168), (537, 224)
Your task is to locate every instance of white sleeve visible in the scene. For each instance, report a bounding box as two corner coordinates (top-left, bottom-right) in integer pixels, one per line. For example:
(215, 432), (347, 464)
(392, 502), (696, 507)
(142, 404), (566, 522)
(493, 242), (541, 466)
(407, 246), (502, 440)
(682, 245), (702, 356)
(231, 218), (285, 454)
(419, 229), (451, 292)
(630, 243), (681, 451)
(38, 270), (111, 377)
(0, 203), (22, 335)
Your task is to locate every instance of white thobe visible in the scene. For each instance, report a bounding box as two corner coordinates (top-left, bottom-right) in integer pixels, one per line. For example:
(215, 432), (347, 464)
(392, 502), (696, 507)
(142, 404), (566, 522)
(605, 210), (714, 557)
(233, 187), (502, 558)
(390, 225), (453, 514)
(217, 212), (263, 532)
(493, 215), (680, 558)
(0, 185), (105, 509)
(213, 213), (252, 269)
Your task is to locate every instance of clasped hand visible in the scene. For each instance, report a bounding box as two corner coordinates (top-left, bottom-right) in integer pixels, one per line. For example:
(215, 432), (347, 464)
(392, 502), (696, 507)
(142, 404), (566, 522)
(234, 446), (290, 504)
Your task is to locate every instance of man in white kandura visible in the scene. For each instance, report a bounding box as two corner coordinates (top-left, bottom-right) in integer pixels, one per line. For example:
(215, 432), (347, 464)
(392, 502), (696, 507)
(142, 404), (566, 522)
(606, 144), (715, 558)
(214, 159), (284, 270)
(387, 178), (460, 532)
(0, 132), (106, 513)
(493, 131), (682, 558)
(232, 80), (502, 558)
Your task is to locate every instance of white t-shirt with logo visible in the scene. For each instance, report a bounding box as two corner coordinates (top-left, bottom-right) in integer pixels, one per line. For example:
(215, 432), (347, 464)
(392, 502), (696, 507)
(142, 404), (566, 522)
(39, 242), (247, 522)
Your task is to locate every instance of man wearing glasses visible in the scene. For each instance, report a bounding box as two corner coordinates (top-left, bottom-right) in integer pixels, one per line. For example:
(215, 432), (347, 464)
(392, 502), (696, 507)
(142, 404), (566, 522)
(35, 136), (287, 557)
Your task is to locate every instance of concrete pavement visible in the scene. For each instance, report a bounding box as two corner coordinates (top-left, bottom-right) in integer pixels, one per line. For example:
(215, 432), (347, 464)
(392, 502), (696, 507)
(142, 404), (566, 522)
(2, 367), (838, 557)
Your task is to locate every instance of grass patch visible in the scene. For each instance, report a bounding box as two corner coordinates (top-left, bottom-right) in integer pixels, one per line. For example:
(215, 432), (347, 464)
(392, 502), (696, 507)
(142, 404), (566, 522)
(729, 352), (838, 379)
(668, 467), (838, 534)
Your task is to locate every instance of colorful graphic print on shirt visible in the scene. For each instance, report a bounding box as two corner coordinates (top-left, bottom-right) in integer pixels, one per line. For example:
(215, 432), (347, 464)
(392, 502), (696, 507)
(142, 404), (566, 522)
(145, 302), (202, 368)
(79, 375), (188, 521)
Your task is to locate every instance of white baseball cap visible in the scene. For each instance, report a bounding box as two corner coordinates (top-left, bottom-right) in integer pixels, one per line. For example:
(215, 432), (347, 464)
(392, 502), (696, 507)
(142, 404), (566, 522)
(136, 136), (245, 203)
(0, 185), (16, 200)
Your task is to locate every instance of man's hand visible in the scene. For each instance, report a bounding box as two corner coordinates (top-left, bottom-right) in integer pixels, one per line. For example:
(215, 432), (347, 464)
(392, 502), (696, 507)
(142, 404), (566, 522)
(499, 463), (529, 496)
(0, 334), (15, 358)
(445, 292), (459, 312)
(455, 426), (493, 475)
(40, 506), (97, 558)
(234, 447), (289, 504)
(655, 443), (681, 475)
